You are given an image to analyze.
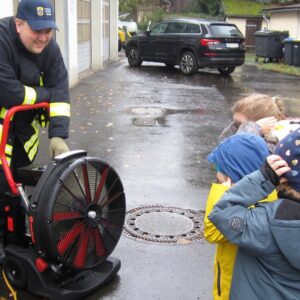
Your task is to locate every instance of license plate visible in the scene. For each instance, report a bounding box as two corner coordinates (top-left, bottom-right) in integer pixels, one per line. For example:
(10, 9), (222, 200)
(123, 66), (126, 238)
(226, 43), (239, 49)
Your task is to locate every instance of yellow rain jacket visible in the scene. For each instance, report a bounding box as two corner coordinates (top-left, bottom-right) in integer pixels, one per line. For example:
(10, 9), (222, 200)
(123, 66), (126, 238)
(204, 183), (277, 300)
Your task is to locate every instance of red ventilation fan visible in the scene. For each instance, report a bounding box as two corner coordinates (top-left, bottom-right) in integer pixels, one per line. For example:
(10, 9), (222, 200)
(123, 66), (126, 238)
(29, 154), (126, 270)
(0, 103), (126, 300)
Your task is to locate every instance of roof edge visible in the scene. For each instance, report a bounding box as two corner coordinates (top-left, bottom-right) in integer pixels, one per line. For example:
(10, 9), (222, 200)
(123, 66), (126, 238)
(262, 4), (300, 13)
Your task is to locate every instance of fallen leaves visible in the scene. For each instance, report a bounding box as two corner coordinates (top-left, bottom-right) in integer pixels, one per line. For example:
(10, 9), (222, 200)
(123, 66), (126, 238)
(177, 238), (192, 245)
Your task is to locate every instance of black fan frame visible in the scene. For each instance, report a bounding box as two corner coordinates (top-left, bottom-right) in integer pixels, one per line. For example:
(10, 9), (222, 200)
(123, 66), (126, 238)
(29, 151), (126, 270)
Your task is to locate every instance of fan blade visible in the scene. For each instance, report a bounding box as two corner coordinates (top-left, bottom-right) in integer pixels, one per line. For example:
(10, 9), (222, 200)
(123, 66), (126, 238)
(57, 222), (85, 255)
(82, 163), (92, 204)
(61, 183), (87, 210)
(100, 218), (123, 231)
(72, 228), (92, 268)
(94, 227), (107, 257)
(93, 167), (109, 203)
(101, 191), (123, 207)
(53, 211), (83, 222)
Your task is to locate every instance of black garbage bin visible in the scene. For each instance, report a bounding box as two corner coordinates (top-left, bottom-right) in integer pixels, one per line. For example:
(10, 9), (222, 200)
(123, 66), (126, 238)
(255, 30), (289, 62)
(283, 38), (294, 65)
(292, 41), (300, 67)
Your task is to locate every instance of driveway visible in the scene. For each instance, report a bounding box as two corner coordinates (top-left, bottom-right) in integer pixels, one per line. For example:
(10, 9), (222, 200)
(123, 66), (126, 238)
(1, 54), (299, 300)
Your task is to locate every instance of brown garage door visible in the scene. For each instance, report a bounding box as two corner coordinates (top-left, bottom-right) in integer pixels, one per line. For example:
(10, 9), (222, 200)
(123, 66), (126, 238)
(245, 19), (262, 48)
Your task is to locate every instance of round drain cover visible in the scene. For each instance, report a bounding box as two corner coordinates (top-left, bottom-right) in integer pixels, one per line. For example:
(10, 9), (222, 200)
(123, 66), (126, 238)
(123, 205), (204, 244)
(130, 107), (165, 116)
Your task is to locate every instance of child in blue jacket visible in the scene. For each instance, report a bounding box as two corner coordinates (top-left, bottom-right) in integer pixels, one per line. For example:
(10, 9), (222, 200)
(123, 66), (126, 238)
(209, 129), (300, 300)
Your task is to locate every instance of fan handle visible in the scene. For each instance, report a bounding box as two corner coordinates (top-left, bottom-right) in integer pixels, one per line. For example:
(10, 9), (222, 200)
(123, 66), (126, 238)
(0, 103), (49, 196)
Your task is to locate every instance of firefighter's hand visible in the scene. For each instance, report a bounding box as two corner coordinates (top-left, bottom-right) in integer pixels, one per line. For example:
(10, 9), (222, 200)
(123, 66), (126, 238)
(49, 137), (69, 158)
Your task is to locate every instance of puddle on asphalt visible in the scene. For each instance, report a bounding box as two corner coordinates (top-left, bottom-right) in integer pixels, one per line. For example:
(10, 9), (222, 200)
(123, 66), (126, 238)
(128, 106), (204, 127)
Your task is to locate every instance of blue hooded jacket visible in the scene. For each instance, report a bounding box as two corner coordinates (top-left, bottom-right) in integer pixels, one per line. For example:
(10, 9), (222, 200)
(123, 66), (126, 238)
(209, 170), (300, 300)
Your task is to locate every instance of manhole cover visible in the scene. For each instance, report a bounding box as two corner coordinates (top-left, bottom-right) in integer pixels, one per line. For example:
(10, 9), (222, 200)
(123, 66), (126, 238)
(133, 117), (158, 126)
(130, 107), (165, 116)
(123, 205), (204, 244)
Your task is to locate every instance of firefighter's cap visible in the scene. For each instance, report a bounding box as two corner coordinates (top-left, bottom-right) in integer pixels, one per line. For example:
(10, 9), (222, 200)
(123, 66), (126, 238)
(16, 0), (58, 31)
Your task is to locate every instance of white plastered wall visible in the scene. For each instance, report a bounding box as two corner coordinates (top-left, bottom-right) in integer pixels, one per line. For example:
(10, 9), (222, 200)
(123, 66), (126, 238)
(109, 0), (118, 61)
(55, 0), (78, 87)
(91, 0), (103, 69)
(0, 1), (13, 18)
(269, 11), (300, 39)
(226, 17), (246, 36)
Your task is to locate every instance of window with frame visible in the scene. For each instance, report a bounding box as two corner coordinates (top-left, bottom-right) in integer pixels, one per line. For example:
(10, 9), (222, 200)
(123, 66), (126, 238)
(77, 0), (91, 43)
(103, 1), (110, 40)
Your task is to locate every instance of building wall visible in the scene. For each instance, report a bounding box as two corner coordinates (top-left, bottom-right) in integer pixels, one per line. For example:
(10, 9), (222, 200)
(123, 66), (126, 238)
(269, 11), (300, 38)
(226, 17), (246, 36)
(56, 0), (79, 86)
(1, 0), (118, 87)
(110, 0), (118, 62)
(226, 17), (267, 35)
(0, 2), (13, 18)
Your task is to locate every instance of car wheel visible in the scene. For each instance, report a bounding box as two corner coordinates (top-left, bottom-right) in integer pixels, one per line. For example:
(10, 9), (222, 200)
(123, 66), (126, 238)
(179, 51), (198, 75)
(127, 46), (142, 67)
(218, 66), (236, 76)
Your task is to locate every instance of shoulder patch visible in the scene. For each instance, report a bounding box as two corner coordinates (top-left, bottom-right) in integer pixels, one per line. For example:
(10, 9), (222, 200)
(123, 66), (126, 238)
(229, 217), (243, 232)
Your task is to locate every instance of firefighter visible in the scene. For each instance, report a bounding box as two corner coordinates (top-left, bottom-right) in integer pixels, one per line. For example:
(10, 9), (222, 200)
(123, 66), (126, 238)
(0, 0), (70, 263)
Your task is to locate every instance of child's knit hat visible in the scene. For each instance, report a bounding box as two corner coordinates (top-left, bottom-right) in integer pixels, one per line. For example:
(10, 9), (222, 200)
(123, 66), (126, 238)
(208, 133), (269, 183)
(275, 128), (300, 192)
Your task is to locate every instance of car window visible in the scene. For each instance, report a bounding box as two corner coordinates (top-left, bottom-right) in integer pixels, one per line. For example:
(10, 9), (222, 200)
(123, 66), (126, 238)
(209, 24), (243, 37)
(165, 22), (189, 34)
(201, 25), (208, 35)
(150, 23), (168, 35)
(188, 23), (201, 34)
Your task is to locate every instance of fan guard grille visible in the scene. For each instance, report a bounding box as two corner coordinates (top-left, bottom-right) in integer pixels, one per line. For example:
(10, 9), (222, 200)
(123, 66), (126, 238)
(50, 160), (125, 269)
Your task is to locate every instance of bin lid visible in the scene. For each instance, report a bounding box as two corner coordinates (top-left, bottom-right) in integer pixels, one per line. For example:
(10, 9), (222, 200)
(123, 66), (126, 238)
(284, 37), (300, 43)
(284, 37), (294, 42)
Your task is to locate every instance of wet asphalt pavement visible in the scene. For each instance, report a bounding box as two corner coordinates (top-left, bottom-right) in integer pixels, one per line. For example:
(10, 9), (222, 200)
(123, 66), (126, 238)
(1, 53), (300, 300)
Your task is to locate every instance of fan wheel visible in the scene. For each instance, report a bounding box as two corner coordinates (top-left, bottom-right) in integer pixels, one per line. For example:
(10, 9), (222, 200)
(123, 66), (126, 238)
(29, 155), (126, 270)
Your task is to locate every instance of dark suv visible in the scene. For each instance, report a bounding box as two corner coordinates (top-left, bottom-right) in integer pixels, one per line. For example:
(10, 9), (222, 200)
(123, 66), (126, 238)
(125, 18), (245, 75)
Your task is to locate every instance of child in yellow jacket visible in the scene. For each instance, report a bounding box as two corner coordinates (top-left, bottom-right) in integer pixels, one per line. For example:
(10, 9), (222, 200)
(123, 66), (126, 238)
(204, 133), (277, 300)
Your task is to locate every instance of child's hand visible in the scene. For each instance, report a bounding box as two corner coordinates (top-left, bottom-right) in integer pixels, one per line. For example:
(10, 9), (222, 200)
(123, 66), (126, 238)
(261, 155), (290, 186)
(256, 117), (277, 135)
(221, 177), (232, 187)
(267, 155), (291, 177)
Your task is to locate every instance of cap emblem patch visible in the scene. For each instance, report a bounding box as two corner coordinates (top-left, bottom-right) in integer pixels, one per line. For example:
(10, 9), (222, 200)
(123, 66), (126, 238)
(36, 7), (44, 17)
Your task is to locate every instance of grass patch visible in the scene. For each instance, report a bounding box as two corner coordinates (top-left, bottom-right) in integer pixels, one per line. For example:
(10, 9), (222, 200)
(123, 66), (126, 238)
(223, 0), (266, 17)
(245, 52), (300, 77)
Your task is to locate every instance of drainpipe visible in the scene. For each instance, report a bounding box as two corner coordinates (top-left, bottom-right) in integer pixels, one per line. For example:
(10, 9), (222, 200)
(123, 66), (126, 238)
(263, 13), (270, 30)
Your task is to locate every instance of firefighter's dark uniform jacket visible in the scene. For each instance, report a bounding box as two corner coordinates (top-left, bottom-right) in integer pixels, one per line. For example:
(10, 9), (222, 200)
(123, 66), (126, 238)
(0, 17), (70, 166)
